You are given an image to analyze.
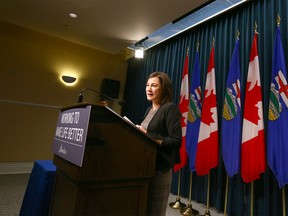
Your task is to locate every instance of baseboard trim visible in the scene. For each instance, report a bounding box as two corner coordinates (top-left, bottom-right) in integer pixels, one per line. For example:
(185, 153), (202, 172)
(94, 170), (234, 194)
(0, 162), (34, 174)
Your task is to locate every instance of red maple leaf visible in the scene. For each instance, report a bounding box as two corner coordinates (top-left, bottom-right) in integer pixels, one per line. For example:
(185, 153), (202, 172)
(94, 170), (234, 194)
(181, 115), (187, 127)
(244, 81), (261, 124)
(179, 98), (189, 127)
(201, 90), (216, 125)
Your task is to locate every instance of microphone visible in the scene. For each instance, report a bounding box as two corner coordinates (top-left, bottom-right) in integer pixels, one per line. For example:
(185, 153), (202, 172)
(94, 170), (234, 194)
(77, 87), (125, 106)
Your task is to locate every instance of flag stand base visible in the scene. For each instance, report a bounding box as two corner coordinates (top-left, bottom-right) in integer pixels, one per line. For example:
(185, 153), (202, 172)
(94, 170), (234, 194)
(180, 203), (199, 215)
(200, 210), (211, 216)
(169, 198), (187, 209)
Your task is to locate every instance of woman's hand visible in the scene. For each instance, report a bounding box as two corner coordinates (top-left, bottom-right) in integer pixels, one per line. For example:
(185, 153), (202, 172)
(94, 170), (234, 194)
(156, 139), (162, 145)
(135, 125), (147, 133)
(136, 125), (163, 145)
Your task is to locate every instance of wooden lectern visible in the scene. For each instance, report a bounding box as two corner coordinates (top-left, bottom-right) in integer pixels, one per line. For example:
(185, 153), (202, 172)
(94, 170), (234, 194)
(49, 104), (157, 215)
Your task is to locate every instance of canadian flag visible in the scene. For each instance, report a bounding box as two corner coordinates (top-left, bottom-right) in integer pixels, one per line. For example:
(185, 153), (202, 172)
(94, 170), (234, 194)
(174, 52), (189, 172)
(241, 33), (266, 183)
(195, 46), (219, 176)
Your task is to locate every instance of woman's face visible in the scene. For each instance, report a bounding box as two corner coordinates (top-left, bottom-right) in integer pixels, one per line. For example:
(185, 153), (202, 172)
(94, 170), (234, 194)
(146, 77), (162, 104)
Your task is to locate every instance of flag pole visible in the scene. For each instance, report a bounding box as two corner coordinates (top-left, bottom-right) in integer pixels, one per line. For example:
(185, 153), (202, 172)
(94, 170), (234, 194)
(200, 173), (211, 216)
(278, 14), (286, 216)
(200, 38), (215, 216)
(180, 172), (199, 215)
(201, 38), (214, 216)
(273, 15), (287, 216)
(223, 175), (229, 216)
(169, 170), (187, 209)
(250, 181), (254, 216)
(282, 186), (286, 216)
(170, 46), (190, 210)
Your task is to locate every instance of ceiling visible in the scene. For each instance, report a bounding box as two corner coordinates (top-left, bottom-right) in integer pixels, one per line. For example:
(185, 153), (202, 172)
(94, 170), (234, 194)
(0, 0), (211, 55)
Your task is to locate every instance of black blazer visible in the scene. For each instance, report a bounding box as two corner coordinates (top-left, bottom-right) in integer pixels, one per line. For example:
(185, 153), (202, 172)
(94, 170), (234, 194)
(143, 102), (182, 172)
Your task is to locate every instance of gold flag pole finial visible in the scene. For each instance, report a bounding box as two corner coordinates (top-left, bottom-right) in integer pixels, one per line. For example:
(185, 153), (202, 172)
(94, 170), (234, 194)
(276, 14), (281, 26)
(186, 47), (189, 56)
(254, 21), (258, 34)
(236, 30), (240, 40)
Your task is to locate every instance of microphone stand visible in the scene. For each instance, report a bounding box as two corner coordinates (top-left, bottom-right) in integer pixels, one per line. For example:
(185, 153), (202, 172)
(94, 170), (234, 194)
(77, 87), (125, 106)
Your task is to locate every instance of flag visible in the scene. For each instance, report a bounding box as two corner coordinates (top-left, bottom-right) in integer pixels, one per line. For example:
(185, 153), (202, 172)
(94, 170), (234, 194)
(186, 51), (202, 171)
(174, 51), (189, 172)
(195, 46), (219, 176)
(221, 39), (242, 177)
(241, 33), (265, 183)
(268, 26), (288, 188)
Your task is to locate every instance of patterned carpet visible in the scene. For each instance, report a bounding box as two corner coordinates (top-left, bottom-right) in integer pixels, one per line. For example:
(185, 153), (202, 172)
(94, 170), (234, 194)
(0, 173), (29, 216)
(0, 173), (224, 216)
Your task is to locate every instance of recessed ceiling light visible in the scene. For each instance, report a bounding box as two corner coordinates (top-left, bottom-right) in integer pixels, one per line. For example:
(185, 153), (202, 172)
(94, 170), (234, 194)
(69, 13), (78, 18)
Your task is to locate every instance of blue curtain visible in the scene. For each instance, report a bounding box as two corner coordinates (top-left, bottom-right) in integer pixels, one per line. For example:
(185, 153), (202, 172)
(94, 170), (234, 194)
(122, 0), (288, 215)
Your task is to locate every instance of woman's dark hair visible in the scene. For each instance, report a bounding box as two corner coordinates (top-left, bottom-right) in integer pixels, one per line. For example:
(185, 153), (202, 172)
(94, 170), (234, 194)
(147, 72), (173, 104)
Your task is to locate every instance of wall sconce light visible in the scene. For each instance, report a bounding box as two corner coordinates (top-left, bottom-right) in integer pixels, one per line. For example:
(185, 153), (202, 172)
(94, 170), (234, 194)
(61, 75), (77, 85)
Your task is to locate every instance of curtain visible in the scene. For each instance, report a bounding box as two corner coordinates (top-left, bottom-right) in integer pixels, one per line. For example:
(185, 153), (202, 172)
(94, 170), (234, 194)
(123, 0), (288, 215)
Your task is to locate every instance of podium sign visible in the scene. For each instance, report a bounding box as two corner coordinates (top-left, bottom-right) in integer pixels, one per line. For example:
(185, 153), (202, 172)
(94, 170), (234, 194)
(52, 105), (91, 167)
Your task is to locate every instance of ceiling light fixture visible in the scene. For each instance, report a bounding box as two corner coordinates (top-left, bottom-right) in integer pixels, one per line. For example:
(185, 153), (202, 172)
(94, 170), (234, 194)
(135, 48), (144, 58)
(134, 36), (148, 59)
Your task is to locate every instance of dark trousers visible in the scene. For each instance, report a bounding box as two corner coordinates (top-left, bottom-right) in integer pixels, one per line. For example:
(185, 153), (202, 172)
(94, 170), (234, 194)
(147, 169), (172, 216)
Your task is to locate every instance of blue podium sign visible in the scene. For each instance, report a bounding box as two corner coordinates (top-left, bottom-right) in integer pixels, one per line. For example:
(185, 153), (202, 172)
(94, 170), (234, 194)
(52, 105), (91, 167)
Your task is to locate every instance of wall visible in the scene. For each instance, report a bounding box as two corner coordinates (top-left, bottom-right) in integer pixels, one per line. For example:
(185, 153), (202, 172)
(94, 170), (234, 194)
(0, 21), (128, 162)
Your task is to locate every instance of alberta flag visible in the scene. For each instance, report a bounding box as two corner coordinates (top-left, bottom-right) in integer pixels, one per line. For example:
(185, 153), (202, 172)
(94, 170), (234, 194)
(222, 39), (242, 177)
(268, 26), (288, 188)
(241, 33), (265, 183)
(186, 51), (202, 171)
(174, 51), (189, 172)
(195, 46), (218, 176)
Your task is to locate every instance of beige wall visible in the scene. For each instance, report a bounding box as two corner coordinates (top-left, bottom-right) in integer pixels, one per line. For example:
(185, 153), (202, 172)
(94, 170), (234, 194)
(0, 21), (128, 162)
